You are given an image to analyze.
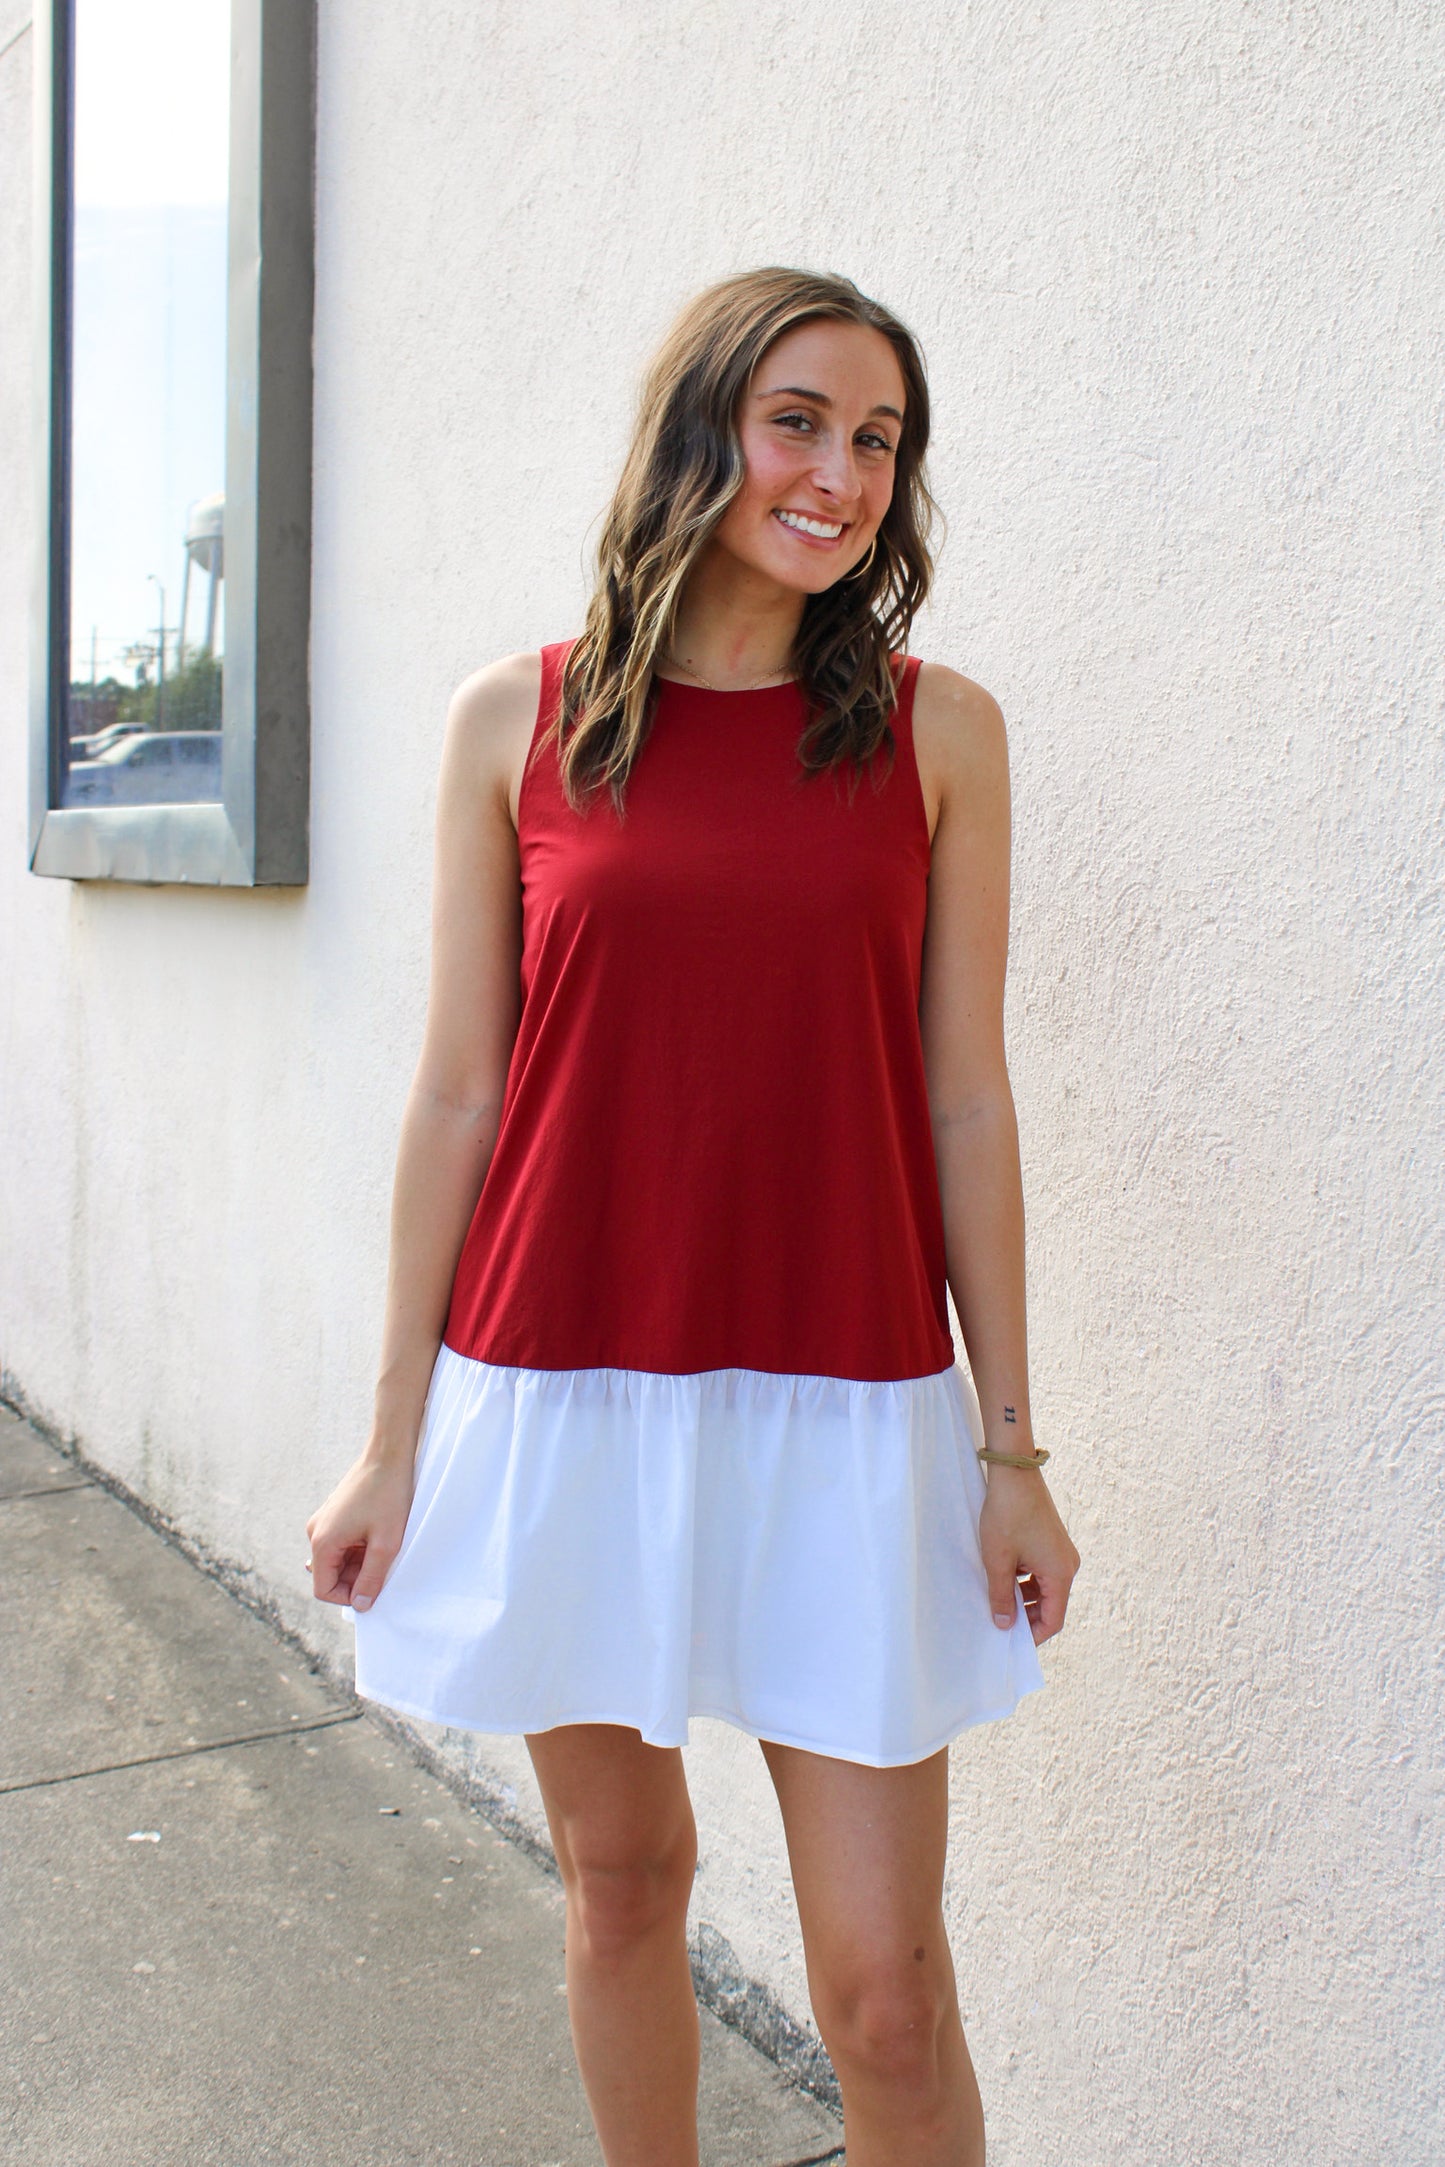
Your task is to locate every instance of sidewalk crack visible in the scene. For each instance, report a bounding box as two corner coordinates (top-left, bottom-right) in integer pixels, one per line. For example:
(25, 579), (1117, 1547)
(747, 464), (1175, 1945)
(0, 1480), (100, 1503)
(0, 1708), (362, 1795)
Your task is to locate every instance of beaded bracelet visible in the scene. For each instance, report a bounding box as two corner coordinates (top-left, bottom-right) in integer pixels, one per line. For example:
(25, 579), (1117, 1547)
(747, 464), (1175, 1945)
(977, 1446), (1051, 1469)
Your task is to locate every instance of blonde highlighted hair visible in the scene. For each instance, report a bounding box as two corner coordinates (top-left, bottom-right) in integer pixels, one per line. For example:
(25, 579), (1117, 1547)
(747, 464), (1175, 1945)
(545, 266), (939, 814)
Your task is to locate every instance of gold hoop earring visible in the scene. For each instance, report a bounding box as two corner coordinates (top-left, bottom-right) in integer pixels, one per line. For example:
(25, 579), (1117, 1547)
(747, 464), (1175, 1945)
(849, 536), (879, 580)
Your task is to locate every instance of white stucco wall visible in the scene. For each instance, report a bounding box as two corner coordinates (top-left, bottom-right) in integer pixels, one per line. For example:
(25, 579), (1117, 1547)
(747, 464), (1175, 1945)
(3, 3), (1442, 2160)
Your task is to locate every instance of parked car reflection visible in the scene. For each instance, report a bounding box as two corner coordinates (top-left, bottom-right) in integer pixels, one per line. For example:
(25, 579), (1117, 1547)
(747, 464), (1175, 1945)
(69, 722), (145, 760)
(66, 730), (222, 806)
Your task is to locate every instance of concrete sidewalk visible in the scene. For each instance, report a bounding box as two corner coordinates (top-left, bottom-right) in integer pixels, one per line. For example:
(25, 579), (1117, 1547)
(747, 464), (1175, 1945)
(0, 1406), (844, 2167)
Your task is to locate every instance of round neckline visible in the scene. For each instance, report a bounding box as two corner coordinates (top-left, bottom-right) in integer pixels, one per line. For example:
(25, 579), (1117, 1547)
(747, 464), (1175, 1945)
(653, 672), (799, 695)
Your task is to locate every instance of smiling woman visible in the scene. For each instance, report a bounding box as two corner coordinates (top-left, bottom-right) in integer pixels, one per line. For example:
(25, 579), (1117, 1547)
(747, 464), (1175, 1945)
(306, 265), (1079, 2164)
(549, 270), (938, 815)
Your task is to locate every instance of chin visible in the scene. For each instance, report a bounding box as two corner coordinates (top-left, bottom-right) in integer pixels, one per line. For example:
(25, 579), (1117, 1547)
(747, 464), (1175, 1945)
(754, 550), (848, 598)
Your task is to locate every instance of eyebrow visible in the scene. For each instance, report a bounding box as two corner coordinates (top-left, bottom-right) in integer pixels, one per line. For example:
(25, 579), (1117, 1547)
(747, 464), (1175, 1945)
(754, 383), (905, 424)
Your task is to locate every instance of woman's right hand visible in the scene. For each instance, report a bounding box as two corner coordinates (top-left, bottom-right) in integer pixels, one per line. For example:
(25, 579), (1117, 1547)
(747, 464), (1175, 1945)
(304, 659), (534, 1618)
(305, 1452), (417, 1612)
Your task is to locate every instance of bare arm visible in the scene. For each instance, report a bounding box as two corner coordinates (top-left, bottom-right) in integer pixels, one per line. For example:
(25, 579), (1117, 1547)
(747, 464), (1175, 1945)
(917, 664), (1032, 1443)
(915, 663), (1080, 1643)
(367, 650), (540, 1457)
(306, 650), (542, 1609)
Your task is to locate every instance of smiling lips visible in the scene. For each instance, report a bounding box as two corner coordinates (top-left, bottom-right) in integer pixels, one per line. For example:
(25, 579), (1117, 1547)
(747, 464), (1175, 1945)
(773, 508), (848, 542)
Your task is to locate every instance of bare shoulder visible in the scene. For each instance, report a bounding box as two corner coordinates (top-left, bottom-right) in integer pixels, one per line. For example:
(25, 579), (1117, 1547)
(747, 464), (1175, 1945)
(912, 660), (1007, 779)
(910, 661), (1009, 840)
(440, 650), (545, 830)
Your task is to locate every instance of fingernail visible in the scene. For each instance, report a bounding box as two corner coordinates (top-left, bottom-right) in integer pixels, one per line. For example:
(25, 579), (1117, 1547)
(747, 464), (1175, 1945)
(993, 1611), (1013, 1628)
(352, 1595), (372, 1612)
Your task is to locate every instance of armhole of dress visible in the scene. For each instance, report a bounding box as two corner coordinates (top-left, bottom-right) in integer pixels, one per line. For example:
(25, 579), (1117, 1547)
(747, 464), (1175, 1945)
(891, 654), (932, 860)
(517, 637), (578, 830)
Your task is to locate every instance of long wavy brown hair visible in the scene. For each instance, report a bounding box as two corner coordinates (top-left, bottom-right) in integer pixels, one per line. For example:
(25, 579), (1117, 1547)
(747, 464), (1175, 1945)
(543, 267), (939, 815)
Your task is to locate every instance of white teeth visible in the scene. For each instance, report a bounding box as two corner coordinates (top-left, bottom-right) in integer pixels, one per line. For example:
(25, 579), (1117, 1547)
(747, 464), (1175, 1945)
(775, 509), (844, 540)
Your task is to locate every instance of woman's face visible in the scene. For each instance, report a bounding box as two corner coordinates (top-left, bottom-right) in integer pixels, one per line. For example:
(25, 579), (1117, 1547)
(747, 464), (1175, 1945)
(710, 318), (907, 594)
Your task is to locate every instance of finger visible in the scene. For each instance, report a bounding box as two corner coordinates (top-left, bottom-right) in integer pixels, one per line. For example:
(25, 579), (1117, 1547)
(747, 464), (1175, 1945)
(346, 1540), (397, 1614)
(311, 1541), (364, 1606)
(1032, 1574), (1071, 1644)
(985, 1555), (1023, 1630)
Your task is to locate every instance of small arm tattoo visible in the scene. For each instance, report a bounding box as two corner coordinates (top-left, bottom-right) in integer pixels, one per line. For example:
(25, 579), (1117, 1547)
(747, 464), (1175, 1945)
(1003, 1405), (1017, 1424)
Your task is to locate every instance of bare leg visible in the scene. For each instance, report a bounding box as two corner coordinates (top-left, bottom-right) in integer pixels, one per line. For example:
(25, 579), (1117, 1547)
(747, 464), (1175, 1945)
(761, 1739), (984, 2167)
(526, 1723), (700, 2167)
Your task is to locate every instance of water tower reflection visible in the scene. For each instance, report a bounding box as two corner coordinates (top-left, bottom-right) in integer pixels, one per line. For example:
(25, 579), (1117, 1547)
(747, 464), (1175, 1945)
(179, 491), (224, 663)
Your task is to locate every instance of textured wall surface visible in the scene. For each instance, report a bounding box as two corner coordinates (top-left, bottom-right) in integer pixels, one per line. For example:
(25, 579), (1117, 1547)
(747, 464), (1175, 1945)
(2, 3), (1442, 2160)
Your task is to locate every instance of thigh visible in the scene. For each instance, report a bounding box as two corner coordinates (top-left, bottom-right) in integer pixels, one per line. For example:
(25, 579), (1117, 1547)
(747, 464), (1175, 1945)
(526, 1723), (696, 1881)
(760, 1740), (953, 1988)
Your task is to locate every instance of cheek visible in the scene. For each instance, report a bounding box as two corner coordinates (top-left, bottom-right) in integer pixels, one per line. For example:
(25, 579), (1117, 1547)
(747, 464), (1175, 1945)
(736, 434), (804, 510)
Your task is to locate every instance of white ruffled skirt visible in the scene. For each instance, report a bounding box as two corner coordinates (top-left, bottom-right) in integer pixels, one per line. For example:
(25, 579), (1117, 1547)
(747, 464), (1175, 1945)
(349, 1344), (1045, 1768)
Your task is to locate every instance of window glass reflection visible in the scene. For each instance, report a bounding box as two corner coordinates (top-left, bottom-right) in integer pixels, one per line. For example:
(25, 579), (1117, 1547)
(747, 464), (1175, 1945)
(64, 0), (230, 809)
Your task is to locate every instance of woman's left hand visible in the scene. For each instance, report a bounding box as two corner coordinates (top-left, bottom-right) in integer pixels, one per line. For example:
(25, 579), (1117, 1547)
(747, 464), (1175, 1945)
(979, 1469), (1080, 1645)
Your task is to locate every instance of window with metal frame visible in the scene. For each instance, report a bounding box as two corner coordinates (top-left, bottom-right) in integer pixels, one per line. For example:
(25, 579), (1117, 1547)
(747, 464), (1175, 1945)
(29, 0), (313, 886)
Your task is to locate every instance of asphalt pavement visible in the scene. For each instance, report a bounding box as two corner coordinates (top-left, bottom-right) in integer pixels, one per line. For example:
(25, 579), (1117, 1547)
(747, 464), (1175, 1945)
(0, 1404), (844, 2167)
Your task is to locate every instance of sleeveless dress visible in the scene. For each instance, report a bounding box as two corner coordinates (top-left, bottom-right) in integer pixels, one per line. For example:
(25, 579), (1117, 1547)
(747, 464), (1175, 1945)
(349, 640), (1045, 1766)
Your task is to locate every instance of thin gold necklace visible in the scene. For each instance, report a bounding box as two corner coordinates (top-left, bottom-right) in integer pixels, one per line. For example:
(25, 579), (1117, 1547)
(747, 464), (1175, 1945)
(661, 654), (795, 693)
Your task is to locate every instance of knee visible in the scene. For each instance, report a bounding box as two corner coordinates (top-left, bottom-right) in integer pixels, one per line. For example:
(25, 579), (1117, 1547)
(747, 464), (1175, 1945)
(562, 1829), (696, 1965)
(820, 1961), (952, 2100)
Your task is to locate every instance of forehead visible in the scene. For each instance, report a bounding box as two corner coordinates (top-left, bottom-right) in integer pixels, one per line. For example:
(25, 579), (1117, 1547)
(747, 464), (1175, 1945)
(750, 318), (907, 412)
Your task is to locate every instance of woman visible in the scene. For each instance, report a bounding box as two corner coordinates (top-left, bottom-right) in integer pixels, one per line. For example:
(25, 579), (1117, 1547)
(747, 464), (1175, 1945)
(307, 265), (1080, 2167)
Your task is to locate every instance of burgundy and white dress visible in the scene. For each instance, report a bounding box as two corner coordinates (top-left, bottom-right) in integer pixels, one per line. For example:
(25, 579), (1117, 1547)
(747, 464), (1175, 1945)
(349, 640), (1044, 1766)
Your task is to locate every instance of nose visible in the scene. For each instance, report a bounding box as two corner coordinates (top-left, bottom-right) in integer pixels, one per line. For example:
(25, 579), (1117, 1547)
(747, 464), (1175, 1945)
(811, 432), (864, 508)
